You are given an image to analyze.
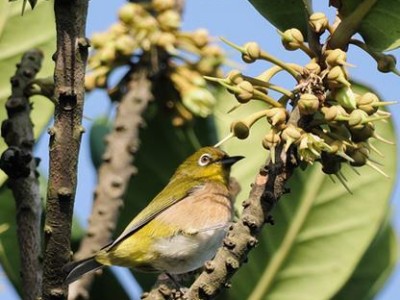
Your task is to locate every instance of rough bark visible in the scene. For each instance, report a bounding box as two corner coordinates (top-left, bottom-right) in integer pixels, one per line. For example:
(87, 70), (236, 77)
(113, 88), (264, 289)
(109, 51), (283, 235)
(41, 1), (89, 299)
(0, 49), (43, 300)
(68, 68), (154, 300)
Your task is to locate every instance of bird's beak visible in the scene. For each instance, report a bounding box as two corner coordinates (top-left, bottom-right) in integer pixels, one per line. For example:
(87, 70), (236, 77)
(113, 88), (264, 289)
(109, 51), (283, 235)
(220, 155), (244, 166)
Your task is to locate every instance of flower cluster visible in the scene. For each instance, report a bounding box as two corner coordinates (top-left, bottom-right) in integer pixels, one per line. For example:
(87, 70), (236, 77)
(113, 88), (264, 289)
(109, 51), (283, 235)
(212, 12), (395, 184)
(86, 0), (225, 126)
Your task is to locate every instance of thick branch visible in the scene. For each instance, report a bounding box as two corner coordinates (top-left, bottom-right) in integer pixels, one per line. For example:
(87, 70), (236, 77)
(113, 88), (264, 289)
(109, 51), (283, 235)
(0, 49), (43, 300)
(42, 1), (89, 300)
(142, 146), (296, 300)
(328, 0), (378, 50)
(68, 68), (154, 300)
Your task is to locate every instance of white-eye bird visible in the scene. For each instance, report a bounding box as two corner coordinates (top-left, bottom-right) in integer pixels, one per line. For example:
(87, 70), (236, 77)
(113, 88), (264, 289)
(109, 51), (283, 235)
(65, 147), (243, 283)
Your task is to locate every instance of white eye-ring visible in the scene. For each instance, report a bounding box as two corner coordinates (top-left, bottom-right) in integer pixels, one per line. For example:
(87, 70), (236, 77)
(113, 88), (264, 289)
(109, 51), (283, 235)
(198, 153), (212, 166)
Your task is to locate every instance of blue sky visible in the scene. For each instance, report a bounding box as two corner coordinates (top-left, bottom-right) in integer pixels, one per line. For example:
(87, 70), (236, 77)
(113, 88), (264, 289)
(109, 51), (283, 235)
(1, 1), (399, 299)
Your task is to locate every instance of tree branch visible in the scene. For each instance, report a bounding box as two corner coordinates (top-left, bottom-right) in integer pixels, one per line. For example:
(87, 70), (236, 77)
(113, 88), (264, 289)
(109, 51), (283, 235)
(42, 1), (89, 299)
(328, 0), (378, 50)
(68, 67), (154, 300)
(0, 49), (43, 300)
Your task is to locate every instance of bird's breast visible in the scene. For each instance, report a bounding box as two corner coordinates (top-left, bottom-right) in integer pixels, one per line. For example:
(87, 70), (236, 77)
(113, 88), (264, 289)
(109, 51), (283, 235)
(152, 224), (228, 274)
(150, 182), (233, 273)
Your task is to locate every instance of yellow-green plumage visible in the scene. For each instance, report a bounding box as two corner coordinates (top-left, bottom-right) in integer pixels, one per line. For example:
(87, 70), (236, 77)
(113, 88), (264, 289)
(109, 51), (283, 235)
(65, 147), (243, 283)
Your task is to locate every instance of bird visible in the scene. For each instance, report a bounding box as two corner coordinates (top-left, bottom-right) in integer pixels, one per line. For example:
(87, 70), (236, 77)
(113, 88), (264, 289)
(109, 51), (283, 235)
(64, 146), (244, 284)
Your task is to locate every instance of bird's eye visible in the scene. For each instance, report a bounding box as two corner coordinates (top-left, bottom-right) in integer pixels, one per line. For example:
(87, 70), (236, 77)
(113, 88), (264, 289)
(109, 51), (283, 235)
(198, 154), (212, 166)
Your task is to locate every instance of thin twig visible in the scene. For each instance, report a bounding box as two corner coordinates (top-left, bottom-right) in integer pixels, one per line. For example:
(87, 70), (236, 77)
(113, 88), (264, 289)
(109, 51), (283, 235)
(68, 67), (154, 300)
(0, 49), (43, 300)
(41, 1), (89, 299)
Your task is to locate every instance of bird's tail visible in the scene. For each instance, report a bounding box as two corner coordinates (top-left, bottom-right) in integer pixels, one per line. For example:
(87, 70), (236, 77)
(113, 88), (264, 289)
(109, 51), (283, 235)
(64, 256), (103, 284)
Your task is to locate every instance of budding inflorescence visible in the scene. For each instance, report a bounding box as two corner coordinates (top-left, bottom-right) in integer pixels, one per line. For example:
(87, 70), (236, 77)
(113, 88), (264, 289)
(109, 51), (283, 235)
(211, 12), (396, 187)
(86, 0), (225, 126)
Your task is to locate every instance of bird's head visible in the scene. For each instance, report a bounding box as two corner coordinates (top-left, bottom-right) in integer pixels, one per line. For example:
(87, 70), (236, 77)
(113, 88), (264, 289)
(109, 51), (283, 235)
(173, 147), (244, 185)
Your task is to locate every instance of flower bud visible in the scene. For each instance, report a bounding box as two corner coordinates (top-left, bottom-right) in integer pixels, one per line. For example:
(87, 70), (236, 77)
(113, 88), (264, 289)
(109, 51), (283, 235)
(230, 110), (267, 140)
(192, 28), (209, 48)
(321, 105), (348, 122)
(348, 109), (368, 129)
(298, 93), (319, 115)
(99, 44), (116, 63)
(281, 124), (301, 141)
(140, 16), (158, 30)
(281, 28), (304, 51)
(196, 57), (222, 75)
(118, 3), (144, 25)
(347, 146), (369, 167)
(262, 130), (281, 163)
(325, 49), (347, 67)
(202, 45), (224, 57)
(95, 74), (107, 88)
(241, 42), (261, 63)
(356, 92), (379, 115)
(309, 12), (329, 33)
(176, 67), (206, 87)
(157, 10), (181, 31)
(85, 73), (97, 91)
(321, 152), (342, 174)
(329, 124), (351, 140)
(305, 61), (321, 74)
(262, 130), (281, 148)
(226, 70), (243, 85)
(88, 66), (109, 89)
(235, 81), (254, 103)
(110, 23), (128, 36)
(182, 87), (215, 117)
(91, 32), (112, 49)
(281, 124), (302, 151)
(377, 54), (397, 73)
(231, 121), (250, 139)
(265, 108), (288, 126)
(115, 35), (136, 55)
(152, 0), (175, 12)
(155, 32), (177, 51)
(326, 66), (350, 89)
(332, 86), (357, 110)
(349, 122), (375, 142)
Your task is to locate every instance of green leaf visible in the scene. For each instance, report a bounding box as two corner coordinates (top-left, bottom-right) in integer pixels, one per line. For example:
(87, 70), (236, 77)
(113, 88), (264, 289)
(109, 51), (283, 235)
(332, 215), (397, 300)
(0, 187), (20, 293)
(337, 0), (400, 51)
(0, 1), (10, 35)
(213, 93), (397, 299)
(247, 0), (309, 38)
(89, 117), (112, 169)
(0, 0), (55, 186)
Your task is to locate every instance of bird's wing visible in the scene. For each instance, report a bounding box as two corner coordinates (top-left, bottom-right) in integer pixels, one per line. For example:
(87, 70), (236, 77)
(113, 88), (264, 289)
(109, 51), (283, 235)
(104, 177), (200, 251)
